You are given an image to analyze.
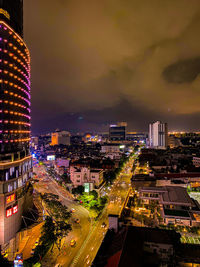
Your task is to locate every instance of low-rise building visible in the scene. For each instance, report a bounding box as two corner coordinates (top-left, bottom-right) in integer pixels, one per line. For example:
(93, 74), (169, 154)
(70, 166), (104, 188)
(193, 157), (200, 167)
(93, 226), (181, 266)
(101, 144), (121, 153)
(139, 186), (200, 226)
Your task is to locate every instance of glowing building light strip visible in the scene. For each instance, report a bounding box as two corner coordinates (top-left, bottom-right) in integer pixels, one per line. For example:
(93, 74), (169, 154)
(2, 100), (30, 113)
(0, 155), (32, 166)
(3, 109), (30, 119)
(4, 90), (31, 105)
(2, 80), (30, 98)
(0, 21), (30, 58)
(1, 50), (30, 81)
(2, 138), (31, 143)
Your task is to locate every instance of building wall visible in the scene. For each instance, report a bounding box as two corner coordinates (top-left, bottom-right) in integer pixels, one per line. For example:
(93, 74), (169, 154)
(149, 121), (168, 149)
(0, 12), (32, 245)
(101, 145), (120, 153)
(0, 156), (32, 245)
(144, 242), (173, 259)
(51, 131), (70, 146)
(109, 123), (126, 141)
(70, 166), (103, 187)
(193, 157), (200, 167)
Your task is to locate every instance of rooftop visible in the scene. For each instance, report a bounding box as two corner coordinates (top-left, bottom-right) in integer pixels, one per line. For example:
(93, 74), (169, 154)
(93, 226), (180, 267)
(164, 208), (190, 218)
(140, 186), (194, 206)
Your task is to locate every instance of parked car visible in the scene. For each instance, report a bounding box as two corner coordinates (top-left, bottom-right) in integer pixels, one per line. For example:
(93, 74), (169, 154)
(70, 239), (76, 247)
(70, 208), (75, 213)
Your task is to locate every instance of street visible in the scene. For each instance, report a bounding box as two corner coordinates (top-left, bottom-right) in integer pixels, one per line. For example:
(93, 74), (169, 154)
(26, 154), (136, 266)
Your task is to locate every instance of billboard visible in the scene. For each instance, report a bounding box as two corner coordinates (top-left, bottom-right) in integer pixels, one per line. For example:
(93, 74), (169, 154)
(47, 155), (55, 161)
(13, 205), (18, 214)
(6, 208), (12, 218)
(84, 183), (93, 193)
(84, 183), (90, 193)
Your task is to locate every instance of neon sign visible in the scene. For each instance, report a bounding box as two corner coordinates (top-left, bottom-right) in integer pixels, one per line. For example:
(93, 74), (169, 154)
(6, 208), (12, 217)
(13, 205), (18, 214)
(6, 193), (15, 204)
(0, 9), (10, 20)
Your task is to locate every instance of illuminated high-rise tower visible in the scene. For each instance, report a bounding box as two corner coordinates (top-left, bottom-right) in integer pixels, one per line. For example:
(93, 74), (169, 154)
(0, 0), (32, 245)
(149, 121), (168, 149)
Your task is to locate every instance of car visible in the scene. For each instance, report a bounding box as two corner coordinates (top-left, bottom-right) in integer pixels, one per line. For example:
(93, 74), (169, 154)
(71, 208), (75, 213)
(70, 239), (76, 247)
(101, 222), (106, 228)
(31, 248), (35, 255)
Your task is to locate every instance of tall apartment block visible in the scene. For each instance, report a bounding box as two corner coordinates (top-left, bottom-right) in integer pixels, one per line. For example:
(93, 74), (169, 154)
(51, 130), (71, 146)
(0, 0), (32, 245)
(149, 121), (168, 149)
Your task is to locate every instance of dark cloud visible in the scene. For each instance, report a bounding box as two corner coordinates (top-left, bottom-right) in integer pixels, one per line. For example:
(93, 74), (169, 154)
(163, 58), (200, 84)
(24, 0), (200, 133)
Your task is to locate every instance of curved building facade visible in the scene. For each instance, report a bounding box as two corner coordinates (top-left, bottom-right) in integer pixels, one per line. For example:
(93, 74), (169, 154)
(0, 0), (32, 246)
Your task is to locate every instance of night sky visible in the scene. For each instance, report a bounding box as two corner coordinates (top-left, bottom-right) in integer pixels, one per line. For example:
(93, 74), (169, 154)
(24, 0), (200, 134)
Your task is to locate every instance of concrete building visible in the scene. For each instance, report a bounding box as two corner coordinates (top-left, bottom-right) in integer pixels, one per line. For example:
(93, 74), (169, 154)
(109, 122), (127, 142)
(193, 157), (200, 167)
(70, 166), (104, 188)
(168, 135), (181, 148)
(93, 226), (181, 266)
(139, 186), (200, 226)
(101, 144), (121, 153)
(149, 121), (168, 149)
(51, 130), (70, 146)
(0, 0), (32, 245)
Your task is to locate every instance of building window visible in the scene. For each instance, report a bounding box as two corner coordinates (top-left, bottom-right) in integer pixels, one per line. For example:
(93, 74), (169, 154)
(8, 184), (13, 192)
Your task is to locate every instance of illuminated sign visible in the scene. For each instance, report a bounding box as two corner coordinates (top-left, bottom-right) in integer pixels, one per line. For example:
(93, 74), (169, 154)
(0, 9), (10, 20)
(6, 193), (15, 204)
(47, 155), (55, 161)
(84, 183), (90, 193)
(13, 205), (18, 214)
(6, 208), (12, 218)
(14, 259), (23, 267)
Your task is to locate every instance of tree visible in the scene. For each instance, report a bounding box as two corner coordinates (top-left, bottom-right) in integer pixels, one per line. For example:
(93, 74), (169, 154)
(41, 193), (71, 221)
(54, 221), (71, 250)
(72, 185), (84, 195)
(89, 190), (98, 200)
(40, 216), (56, 247)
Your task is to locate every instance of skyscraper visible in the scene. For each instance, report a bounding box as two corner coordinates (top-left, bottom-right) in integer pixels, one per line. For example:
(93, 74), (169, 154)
(0, 0), (32, 245)
(51, 130), (71, 146)
(149, 121), (168, 149)
(109, 122), (127, 142)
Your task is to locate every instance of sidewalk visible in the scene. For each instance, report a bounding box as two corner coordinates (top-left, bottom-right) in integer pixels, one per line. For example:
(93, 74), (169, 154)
(18, 223), (43, 260)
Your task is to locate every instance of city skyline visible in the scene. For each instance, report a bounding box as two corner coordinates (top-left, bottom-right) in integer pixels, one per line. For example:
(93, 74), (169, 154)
(24, 0), (200, 134)
(2, 2), (200, 266)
